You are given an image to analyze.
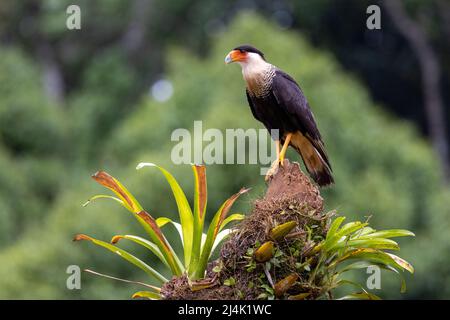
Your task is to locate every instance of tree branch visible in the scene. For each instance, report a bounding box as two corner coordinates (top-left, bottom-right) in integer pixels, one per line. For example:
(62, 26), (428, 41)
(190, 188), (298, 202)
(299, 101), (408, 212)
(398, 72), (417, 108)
(120, 0), (152, 57)
(383, 0), (449, 181)
(37, 41), (65, 104)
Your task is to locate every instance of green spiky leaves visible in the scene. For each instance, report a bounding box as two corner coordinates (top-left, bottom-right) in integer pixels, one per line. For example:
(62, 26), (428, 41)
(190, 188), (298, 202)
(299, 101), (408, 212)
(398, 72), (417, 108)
(77, 163), (247, 297)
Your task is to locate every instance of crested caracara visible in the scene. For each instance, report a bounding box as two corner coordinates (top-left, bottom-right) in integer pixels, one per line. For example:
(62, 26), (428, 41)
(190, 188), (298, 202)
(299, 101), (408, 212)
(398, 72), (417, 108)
(225, 45), (333, 186)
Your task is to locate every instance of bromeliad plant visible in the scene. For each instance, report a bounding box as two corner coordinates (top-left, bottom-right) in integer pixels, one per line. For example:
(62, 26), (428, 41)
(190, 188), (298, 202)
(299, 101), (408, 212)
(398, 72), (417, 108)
(221, 213), (414, 300)
(258, 216), (415, 300)
(74, 163), (248, 299)
(317, 217), (415, 299)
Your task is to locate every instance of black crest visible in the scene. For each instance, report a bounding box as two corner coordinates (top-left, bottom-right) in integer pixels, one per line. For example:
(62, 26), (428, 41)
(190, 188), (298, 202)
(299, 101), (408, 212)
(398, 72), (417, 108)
(233, 45), (265, 60)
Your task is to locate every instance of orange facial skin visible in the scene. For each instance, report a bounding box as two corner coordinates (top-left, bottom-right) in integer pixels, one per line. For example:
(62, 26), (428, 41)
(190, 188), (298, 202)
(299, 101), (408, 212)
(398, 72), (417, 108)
(225, 50), (248, 64)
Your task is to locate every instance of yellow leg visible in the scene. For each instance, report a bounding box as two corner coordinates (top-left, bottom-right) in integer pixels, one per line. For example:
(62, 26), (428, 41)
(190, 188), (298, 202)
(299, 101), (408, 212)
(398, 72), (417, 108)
(275, 139), (281, 161)
(279, 133), (292, 166)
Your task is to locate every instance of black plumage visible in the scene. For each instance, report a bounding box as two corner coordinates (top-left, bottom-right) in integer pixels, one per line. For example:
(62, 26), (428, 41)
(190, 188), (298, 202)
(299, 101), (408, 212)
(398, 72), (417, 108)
(246, 69), (333, 186)
(234, 45), (266, 60)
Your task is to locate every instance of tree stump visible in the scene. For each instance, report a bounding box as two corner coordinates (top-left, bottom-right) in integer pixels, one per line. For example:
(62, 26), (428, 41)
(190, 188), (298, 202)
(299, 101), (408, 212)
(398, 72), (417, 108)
(161, 160), (329, 300)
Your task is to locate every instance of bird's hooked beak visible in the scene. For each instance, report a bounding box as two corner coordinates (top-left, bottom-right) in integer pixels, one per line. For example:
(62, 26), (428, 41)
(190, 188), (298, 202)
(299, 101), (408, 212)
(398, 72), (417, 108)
(225, 50), (246, 64)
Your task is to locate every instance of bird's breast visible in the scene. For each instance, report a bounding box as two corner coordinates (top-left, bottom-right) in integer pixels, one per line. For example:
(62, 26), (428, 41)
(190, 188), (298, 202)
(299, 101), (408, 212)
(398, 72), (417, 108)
(243, 66), (275, 98)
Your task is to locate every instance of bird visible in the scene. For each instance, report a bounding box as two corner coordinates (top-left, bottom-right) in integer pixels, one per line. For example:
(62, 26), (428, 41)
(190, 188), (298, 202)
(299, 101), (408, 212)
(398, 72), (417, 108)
(225, 45), (333, 186)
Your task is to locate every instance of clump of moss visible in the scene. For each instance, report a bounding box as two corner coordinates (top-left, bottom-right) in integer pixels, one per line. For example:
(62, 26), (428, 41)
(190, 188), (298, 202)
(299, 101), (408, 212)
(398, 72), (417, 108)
(162, 160), (331, 300)
(218, 202), (330, 299)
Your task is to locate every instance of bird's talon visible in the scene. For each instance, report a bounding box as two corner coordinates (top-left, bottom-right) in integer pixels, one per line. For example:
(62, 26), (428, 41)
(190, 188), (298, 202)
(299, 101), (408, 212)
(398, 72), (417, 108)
(265, 159), (280, 181)
(265, 169), (276, 181)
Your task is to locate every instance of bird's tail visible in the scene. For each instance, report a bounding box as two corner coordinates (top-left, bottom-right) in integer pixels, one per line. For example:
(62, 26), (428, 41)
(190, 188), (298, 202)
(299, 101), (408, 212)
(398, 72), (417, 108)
(290, 132), (334, 187)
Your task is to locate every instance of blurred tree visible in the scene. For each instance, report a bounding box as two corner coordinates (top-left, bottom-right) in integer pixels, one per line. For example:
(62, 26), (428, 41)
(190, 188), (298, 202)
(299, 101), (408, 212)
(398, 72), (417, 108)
(0, 48), (68, 246)
(383, 0), (449, 181)
(0, 48), (66, 155)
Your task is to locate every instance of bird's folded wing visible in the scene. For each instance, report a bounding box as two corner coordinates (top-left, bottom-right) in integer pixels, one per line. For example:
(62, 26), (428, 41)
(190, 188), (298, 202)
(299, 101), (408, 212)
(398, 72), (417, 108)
(271, 70), (331, 170)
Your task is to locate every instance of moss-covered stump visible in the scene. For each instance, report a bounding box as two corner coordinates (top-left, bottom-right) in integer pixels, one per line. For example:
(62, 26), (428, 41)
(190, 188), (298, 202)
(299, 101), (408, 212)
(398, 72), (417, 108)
(161, 160), (333, 300)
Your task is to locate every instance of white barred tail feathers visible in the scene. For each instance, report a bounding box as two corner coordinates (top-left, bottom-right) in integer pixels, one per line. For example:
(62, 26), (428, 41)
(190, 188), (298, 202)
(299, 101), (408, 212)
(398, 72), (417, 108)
(290, 132), (334, 187)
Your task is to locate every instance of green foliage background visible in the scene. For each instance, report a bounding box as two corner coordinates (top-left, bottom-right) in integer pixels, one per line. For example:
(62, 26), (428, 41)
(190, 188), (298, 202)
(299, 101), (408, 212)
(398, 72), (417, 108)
(0, 10), (449, 299)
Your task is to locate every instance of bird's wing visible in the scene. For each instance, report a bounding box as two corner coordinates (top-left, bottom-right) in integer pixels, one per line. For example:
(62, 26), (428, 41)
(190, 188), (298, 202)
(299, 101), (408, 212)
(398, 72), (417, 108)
(246, 89), (261, 121)
(271, 69), (331, 169)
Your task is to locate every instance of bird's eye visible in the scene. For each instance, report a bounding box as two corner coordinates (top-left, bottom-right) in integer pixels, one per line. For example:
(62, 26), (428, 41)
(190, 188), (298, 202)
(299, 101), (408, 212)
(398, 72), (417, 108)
(239, 49), (245, 53)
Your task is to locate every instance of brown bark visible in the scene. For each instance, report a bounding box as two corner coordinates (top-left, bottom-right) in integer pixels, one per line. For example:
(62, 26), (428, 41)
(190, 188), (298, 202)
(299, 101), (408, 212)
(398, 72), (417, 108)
(383, 0), (449, 181)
